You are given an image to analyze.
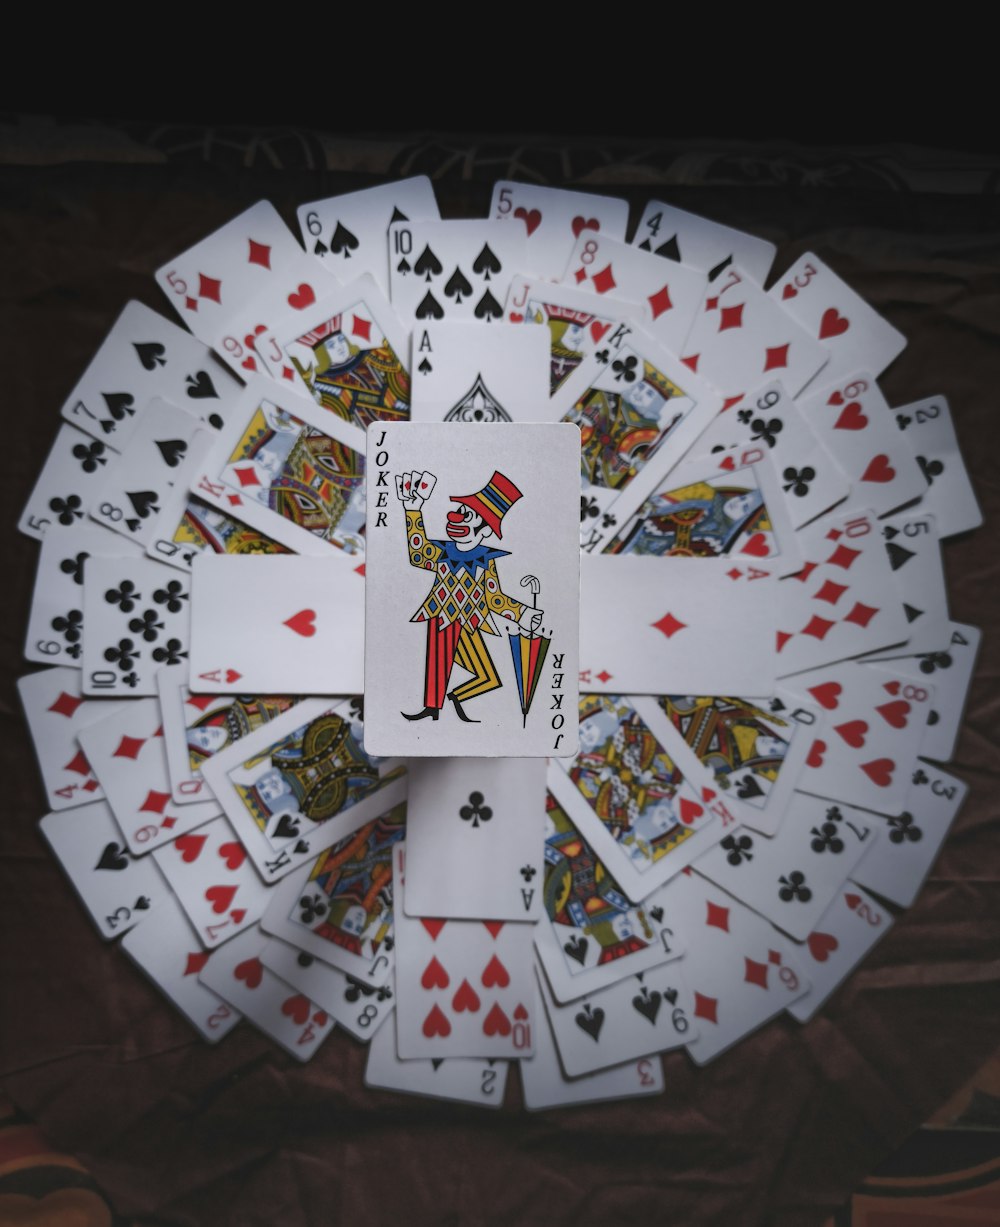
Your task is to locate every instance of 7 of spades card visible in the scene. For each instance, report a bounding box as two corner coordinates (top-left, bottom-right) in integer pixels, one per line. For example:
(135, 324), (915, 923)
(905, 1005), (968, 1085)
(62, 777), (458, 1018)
(364, 423), (580, 758)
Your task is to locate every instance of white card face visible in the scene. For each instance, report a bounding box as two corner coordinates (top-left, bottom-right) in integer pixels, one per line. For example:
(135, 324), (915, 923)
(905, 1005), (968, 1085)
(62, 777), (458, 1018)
(693, 793), (876, 941)
(254, 278), (411, 432)
(679, 264), (831, 403)
(121, 896), (243, 1042)
(364, 423), (580, 759)
(365, 1013), (508, 1107)
(199, 696), (407, 883)
(409, 322), (552, 423)
(260, 936), (394, 1043)
(561, 232), (707, 354)
(489, 181), (629, 281)
(535, 785), (689, 1003)
(387, 219), (526, 325)
(579, 555), (778, 697)
(598, 444), (804, 577)
(549, 698), (736, 904)
(537, 958), (697, 1076)
(78, 698), (221, 855)
(787, 882), (894, 1023)
(675, 871), (810, 1064)
(190, 378), (367, 558)
(197, 925), (335, 1061)
(189, 553), (365, 695)
(797, 374), (925, 519)
(632, 200), (777, 286)
(18, 667), (128, 810)
(884, 623), (981, 762)
(152, 816), (274, 948)
(155, 201), (309, 346)
(504, 275), (641, 396)
(769, 253), (907, 385)
(392, 847), (537, 1060)
(548, 325), (724, 545)
(654, 691), (818, 837)
(692, 381), (851, 529)
(19, 423), (122, 542)
(122, 898), (242, 1040)
(859, 510), (950, 659)
(890, 395), (982, 537)
(39, 800), (171, 939)
(259, 799), (404, 982)
(81, 553), (192, 697)
(404, 758), (545, 920)
(298, 176), (440, 295)
(851, 762), (967, 907)
(59, 299), (242, 452)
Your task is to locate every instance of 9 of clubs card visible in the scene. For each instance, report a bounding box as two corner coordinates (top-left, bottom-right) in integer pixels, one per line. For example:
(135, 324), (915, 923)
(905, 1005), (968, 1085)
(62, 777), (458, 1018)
(364, 423), (580, 758)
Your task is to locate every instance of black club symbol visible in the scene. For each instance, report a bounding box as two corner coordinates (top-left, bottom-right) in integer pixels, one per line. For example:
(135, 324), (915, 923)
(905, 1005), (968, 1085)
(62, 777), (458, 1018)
(460, 791), (492, 828)
(105, 581), (141, 612)
(71, 440), (108, 473)
(778, 871), (812, 902)
(104, 638), (138, 672)
(52, 609), (83, 645)
(737, 408), (754, 424)
(721, 833), (754, 866)
(345, 977), (375, 1003)
(153, 580), (188, 613)
(918, 651), (952, 675)
(49, 494), (84, 525)
(59, 551), (89, 585)
(520, 865), (536, 882)
(581, 495), (600, 522)
(594, 347), (610, 365)
(601, 512), (617, 529)
(152, 638), (187, 666)
(896, 413), (911, 429)
(913, 768), (929, 786)
(129, 609), (164, 642)
(888, 812), (923, 844)
(299, 894), (328, 925)
(810, 821), (845, 854)
(918, 455), (944, 485)
(611, 355), (638, 383)
(121, 672), (139, 689)
(750, 416), (783, 447)
(349, 697), (364, 722)
(782, 466), (815, 497)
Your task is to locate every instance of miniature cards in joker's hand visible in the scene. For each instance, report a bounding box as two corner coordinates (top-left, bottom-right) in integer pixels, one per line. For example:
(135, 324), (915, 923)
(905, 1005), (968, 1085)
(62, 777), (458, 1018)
(364, 423), (579, 757)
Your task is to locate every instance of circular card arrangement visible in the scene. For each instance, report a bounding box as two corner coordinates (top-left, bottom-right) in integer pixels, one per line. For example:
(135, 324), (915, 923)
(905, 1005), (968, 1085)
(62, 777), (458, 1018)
(16, 181), (981, 1110)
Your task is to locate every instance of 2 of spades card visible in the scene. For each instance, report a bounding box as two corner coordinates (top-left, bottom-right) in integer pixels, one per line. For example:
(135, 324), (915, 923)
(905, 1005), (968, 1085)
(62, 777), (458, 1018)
(632, 199), (777, 286)
(363, 422), (580, 758)
(409, 322), (552, 423)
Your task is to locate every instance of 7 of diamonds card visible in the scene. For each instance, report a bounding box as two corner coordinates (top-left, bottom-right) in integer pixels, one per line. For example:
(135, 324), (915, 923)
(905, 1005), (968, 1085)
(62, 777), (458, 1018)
(364, 423), (580, 758)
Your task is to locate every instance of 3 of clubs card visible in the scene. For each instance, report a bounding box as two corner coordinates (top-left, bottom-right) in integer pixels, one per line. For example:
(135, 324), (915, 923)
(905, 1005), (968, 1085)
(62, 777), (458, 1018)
(364, 423), (580, 758)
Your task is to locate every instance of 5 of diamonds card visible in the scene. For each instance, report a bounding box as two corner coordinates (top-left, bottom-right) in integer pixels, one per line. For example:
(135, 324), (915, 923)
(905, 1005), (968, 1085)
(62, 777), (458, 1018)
(363, 423), (580, 758)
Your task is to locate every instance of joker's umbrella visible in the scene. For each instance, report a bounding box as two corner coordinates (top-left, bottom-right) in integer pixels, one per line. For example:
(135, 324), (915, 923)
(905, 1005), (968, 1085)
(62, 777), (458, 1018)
(509, 575), (550, 728)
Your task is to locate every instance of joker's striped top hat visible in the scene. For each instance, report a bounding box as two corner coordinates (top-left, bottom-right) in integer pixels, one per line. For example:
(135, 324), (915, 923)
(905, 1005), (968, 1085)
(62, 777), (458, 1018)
(451, 471), (522, 540)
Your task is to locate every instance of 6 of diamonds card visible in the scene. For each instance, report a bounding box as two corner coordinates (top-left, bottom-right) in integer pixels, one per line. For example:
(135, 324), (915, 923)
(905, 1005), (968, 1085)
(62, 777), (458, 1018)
(364, 423), (580, 758)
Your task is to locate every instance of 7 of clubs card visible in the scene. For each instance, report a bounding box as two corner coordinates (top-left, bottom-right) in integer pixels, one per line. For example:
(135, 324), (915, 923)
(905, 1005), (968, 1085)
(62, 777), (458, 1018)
(364, 423), (580, 757)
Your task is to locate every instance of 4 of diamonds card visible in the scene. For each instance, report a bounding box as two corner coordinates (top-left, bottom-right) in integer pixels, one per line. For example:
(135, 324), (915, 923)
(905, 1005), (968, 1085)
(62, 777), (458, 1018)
(364, 423), (580, 758)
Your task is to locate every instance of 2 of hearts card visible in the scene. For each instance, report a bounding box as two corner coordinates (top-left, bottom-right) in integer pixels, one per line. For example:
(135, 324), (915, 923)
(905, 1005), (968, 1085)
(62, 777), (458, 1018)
(364, 423), (580, 758)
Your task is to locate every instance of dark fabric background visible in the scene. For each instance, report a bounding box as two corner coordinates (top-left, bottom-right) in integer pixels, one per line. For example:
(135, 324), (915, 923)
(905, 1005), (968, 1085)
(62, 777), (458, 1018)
(1, 133), (998, 1226)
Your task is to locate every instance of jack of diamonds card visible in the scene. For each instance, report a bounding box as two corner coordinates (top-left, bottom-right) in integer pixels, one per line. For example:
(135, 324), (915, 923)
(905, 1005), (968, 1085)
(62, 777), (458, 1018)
(363, 423), (580, 758)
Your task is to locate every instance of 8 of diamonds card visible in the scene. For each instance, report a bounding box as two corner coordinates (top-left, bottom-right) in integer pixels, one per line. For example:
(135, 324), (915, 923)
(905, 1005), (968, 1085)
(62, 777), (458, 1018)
(364, 423), (580, 757)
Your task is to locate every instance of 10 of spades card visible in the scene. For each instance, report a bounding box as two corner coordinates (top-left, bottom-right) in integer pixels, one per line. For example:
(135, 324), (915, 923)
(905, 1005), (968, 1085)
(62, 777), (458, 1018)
(364, 423), (580, 758)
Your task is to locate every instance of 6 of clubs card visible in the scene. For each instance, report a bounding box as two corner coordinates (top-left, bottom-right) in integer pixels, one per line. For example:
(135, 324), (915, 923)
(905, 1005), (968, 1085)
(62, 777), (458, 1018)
(364, 423), (580, 757)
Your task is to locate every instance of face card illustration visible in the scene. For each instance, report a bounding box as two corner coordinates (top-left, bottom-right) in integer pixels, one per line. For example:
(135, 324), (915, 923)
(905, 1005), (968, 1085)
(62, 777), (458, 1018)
(550, 696), (734, 903)
(364, 422), (580, 758)
(549, 325), (724, 540)
(632, 199), (777, 286)
(489, 181), (629, 281)
(59, 298), (241, 452)
(655, 691), (818, 837)
(409, 322), (552, 423)
(200, 696), (407, 883)
(890, 395), (982, 538)
(770, 253), (907, 384)
(298, 176), (440, 295)
(189, 553), (366, 695)
(191, 378), (368, 557)
(19, 422), (122, 542)
(403, 758), (545, 920)
(387, 219), (526, 326)
(260, 800), (405, 982)
(254, 278), (411, 430)
(365, 1014), (509, 1107)
(535, 785), (688, 1003)
(504, 275), (640, 395)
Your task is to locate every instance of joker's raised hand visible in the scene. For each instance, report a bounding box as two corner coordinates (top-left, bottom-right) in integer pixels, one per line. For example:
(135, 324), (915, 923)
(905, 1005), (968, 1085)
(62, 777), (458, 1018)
(395, 471), (437, 511)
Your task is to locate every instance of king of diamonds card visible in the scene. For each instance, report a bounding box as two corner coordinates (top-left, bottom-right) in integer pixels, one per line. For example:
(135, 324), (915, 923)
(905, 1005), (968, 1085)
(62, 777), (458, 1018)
(364, 423), (579, 757)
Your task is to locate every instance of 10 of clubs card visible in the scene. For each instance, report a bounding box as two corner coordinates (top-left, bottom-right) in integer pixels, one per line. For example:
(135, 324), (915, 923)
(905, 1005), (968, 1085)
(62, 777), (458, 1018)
(364, 423), (580, 758)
